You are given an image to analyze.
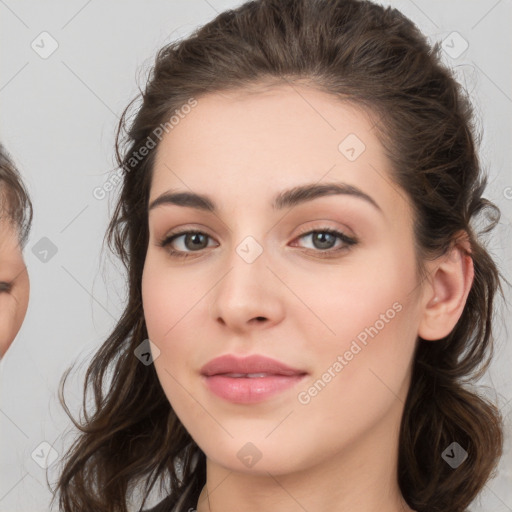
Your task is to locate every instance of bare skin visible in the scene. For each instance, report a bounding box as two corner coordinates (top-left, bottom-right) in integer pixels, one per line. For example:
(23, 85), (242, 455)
(142, 83), (473, 512)
(0, 217), (29, 358)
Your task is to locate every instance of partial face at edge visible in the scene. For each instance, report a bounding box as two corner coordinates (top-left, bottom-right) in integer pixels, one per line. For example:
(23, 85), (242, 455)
(141, 84), (426, 475)
(0, 217), (29, 358)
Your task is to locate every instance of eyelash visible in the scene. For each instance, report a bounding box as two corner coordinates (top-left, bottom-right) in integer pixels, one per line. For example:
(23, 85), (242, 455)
(158, 227), (358, 260)
(0, 281), (12, 293)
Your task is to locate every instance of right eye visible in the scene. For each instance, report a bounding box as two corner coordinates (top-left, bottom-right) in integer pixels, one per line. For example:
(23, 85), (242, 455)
(159, 229), (218, 258)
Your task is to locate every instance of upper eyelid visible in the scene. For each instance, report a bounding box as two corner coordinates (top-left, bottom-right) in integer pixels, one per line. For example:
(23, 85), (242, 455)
(160, 218), (355, 238)
(163, 225), (348, 238)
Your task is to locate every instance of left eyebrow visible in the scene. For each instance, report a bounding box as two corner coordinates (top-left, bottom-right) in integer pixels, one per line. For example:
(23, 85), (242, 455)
(148, 182), (382, 214)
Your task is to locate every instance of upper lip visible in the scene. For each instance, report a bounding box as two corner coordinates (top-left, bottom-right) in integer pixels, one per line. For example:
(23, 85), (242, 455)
(200, 354), (307, 377)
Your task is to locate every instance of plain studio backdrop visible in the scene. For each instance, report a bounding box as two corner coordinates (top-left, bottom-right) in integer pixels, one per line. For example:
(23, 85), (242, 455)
(0, 1), (511, 511)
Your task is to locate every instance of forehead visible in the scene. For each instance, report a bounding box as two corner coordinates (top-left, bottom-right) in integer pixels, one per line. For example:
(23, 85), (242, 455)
(150, 84), (409, 218)
(154, 84), (375, 172)
(0, 216), (21, 258)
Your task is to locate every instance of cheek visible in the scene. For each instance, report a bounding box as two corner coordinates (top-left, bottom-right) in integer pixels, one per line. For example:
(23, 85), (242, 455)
(141, 256), (207, 365)
(311, 246), (416, 339)
(0, 296), (19, 356)
(305, 246), (419, 391)
(0, 272), (29, 357)
(142, 255), (184, 337)
(141, 261), (195, 409)
(141, 275), (169, 341)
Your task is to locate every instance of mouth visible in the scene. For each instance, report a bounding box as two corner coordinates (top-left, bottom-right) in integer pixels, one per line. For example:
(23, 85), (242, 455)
(215, 372), (288, 378)
(200, 353), (306, 377)
(200, 354), (308, 404)
(201, 373), (307, 404)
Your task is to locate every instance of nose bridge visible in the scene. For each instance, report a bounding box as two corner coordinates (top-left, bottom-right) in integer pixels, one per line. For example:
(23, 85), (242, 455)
(219, 233), (268, 300)
(209, 231), (283, 329)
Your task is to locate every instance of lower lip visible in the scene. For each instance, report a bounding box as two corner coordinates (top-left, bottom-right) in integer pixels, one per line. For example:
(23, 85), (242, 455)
(202, 374), (307, 404)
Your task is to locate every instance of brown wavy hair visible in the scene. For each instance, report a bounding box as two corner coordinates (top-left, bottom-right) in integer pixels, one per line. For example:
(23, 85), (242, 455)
(52, 0), (506, 511)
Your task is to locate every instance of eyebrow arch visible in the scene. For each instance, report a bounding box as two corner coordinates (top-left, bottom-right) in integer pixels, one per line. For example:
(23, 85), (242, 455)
(148, 182), (382, 214)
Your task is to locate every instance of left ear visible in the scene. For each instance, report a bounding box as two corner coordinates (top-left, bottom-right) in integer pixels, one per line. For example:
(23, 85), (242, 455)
(418, 231), (474, 341)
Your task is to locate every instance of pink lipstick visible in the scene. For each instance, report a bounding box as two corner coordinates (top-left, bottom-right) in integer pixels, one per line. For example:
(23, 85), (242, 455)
(200, 354), (307, 404)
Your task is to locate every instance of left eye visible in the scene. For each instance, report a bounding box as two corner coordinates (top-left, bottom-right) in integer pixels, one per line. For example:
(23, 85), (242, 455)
(293, 228), (356, 252)
(159, 228), (357, 258)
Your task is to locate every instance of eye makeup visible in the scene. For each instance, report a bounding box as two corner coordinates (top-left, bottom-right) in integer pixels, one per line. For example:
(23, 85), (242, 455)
(157, 225), (358, 260)
(0, 281), (12, 293)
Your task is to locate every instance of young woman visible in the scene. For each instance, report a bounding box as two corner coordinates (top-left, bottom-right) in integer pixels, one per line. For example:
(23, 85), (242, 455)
(0, 143), (32, 360)
(53, 0), (506, 511)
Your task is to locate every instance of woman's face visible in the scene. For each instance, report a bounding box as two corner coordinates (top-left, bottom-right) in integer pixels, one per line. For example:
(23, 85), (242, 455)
(142, 84), (427, 475)
(0, 217), (29, 358)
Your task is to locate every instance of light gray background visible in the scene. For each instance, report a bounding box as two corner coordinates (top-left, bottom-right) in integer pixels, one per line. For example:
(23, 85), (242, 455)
(0, 1), (511, 511)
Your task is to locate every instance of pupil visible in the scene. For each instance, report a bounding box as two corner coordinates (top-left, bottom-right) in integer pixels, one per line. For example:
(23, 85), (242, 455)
(187, 233), (207, 250)
(314, 232), (334, 249)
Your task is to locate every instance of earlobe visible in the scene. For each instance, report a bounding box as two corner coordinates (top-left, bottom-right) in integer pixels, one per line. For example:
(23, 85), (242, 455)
(418, 234), (474, 341)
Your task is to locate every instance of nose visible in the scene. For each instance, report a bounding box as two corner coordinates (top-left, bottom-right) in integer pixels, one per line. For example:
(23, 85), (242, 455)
(209, 238), (286, 335)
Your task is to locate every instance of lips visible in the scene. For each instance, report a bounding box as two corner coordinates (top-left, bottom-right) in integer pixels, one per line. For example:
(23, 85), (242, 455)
(204, 374), (306, 404)
(200, 354), (307, 377)
(200, 354), (308, 404)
